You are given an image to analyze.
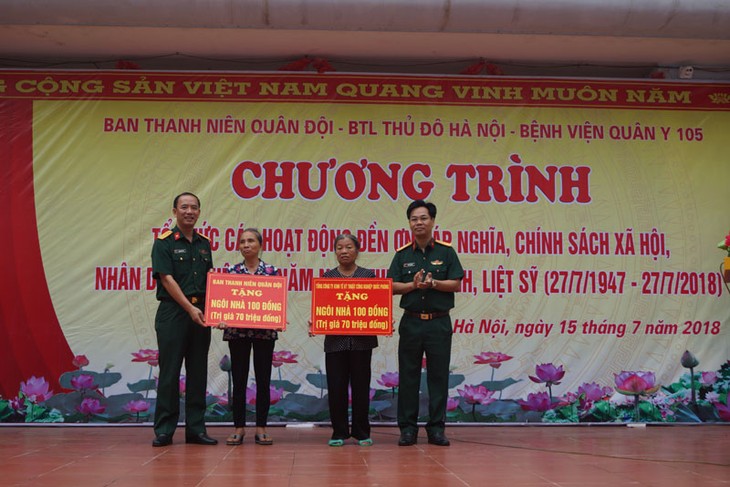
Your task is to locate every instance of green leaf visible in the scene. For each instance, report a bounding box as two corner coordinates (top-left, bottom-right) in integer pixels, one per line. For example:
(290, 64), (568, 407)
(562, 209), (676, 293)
(369, 399), (392, 413)
(447, 374), (466, 389)
(0, 400), (15, 422)
(543, 403), (579, 423)
(33, 408), (65, 423)
(473, 399), (521, 422)
(672, 403), (702, 422)
(586, 400), (616, 422)
(372, 389), (397, 399)
(479, 378), (520, 392)
(127, 379), (157, 393)
(103, 393), (147, 416)
(270, 380), (301, 393)
(205, 403), (230, 418)
(637, 401), (664, 422)
(662, 381), (687, 394)
(305, 373), (327, 389)
(24, 403), (51, 422)
(273, 393), (330, 421)
(44, 390), (92, 415)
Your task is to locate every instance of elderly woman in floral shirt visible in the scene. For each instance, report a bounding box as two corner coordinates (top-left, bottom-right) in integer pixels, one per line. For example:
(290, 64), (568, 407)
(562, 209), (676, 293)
(220, 228), (281, 446)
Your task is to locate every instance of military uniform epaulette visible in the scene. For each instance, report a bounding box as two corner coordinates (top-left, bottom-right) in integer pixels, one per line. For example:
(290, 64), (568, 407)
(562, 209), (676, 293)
(157, 230), (173, 240)
(196, 231), (211, 241)
(435, 239), (452, 247)
(396, 242), (412, 252)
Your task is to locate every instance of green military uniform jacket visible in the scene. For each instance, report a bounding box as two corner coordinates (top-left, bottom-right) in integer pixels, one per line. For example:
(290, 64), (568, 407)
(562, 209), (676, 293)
(151, 226), (212, 301)
(388, 239), (464, 312)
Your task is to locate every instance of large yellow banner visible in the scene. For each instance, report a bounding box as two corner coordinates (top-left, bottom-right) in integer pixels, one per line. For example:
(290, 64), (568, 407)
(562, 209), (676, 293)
(1, 71), (729, 423)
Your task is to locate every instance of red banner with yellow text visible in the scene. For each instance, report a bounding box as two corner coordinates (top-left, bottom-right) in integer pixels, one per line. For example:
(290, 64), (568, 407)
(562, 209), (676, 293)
(1, 70), (729, 424)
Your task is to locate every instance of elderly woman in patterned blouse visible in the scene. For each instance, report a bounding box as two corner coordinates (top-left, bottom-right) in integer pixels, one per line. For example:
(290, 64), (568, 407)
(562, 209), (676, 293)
(318, 233), (378, 447)
(220, 228), (280, 446)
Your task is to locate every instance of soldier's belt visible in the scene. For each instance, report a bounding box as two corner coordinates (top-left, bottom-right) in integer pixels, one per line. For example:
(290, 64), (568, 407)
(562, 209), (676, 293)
(404, 310), (450, 320)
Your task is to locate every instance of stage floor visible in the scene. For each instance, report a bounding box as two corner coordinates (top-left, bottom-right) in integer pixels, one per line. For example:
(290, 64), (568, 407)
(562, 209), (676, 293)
(1, 424), (728, 486)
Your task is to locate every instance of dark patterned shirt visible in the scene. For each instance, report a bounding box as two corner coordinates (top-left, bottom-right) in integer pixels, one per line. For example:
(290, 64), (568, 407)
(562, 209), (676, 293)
(222, 259), (281, 341)
(322, 266), (379, 353)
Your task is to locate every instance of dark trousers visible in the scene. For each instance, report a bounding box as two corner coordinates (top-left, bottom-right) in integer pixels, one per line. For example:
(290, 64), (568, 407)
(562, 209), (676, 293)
(397, 315), (452, 436)
(326, 349), (373, 440)
(154, 300), (211, 437)
(228, 337), (275, 427)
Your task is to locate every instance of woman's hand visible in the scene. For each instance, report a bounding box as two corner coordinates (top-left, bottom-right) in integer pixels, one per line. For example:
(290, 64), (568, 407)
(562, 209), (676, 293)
(274, 320), (288, 332)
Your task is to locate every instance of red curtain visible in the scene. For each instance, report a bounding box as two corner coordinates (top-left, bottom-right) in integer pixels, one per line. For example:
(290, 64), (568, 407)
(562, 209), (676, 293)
(0, 99), (73, 398)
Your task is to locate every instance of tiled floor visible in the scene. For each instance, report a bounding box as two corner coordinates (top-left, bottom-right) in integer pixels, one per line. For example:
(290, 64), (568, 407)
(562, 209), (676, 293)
(0, 424), (728, 486)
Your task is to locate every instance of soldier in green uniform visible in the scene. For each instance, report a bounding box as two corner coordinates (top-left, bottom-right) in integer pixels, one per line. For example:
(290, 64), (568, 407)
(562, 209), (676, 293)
(388, 200), (463, 447)
(150, 192), (217, 447)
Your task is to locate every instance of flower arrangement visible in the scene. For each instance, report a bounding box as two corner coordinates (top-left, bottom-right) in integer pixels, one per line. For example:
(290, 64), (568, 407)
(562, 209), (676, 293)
(614, 371), (661, 422)
(457, 384), (496, 420)
(473, 350), (518, 399)
(718, 230), (730, 256)
(2, 350), (728, 425)
(376, 372), (399, 398)
(518, 392), (555, 413)
(718, 230), (730, 282)
(473, 351), (513, 369)
(529, 363), (565, 401)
